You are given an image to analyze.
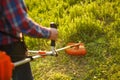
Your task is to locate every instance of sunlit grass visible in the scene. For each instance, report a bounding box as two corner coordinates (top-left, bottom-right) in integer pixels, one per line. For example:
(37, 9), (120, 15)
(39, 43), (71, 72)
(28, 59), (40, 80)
(25, 0), (120, 80)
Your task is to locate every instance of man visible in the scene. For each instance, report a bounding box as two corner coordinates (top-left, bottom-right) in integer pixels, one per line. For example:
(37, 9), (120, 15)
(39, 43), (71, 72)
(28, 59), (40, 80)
(0, 0), (58, 80)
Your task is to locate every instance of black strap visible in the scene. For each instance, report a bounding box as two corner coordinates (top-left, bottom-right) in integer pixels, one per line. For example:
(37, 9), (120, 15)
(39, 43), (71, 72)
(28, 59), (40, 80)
(0, 30), (21, 40)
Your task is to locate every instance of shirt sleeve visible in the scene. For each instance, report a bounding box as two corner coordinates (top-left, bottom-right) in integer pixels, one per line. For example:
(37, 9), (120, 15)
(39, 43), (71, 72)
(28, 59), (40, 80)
(2, 0), (50, 38)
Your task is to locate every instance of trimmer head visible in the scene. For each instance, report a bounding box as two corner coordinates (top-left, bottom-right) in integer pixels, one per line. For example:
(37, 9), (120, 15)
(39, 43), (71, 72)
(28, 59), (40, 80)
(65, 43), (87, 56)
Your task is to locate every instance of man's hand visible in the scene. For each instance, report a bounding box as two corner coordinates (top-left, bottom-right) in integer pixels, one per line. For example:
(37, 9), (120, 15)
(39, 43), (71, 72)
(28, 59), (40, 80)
(49, 28), (58, 40)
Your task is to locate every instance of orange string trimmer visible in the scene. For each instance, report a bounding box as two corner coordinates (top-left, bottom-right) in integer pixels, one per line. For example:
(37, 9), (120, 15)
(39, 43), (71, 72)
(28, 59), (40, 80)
(0, 42), (87, 80)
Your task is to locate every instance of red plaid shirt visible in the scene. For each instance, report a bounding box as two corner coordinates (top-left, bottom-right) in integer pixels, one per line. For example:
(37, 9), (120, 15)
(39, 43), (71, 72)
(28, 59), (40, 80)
(0, 0), (50, 45)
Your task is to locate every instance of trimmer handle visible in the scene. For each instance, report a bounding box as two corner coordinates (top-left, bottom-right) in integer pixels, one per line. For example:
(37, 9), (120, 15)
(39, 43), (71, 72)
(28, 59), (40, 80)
(50, 22), (57, 47)
(50, 22), (58, 56)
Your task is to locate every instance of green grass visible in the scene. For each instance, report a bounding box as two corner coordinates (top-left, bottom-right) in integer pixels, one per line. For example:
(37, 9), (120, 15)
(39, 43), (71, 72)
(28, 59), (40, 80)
(25, 0), (120, 80)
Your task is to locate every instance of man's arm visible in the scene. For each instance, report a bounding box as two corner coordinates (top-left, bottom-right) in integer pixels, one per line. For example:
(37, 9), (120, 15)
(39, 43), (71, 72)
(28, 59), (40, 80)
(2, 0), (50, 38)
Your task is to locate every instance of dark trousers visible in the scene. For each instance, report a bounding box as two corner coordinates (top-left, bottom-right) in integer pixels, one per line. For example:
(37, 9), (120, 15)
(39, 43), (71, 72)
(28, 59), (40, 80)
(0, 41), (33, 80)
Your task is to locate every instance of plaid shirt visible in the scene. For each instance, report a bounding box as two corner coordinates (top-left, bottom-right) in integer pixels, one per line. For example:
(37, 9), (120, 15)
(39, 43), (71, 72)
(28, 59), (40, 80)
(0, 0), (50, 45)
